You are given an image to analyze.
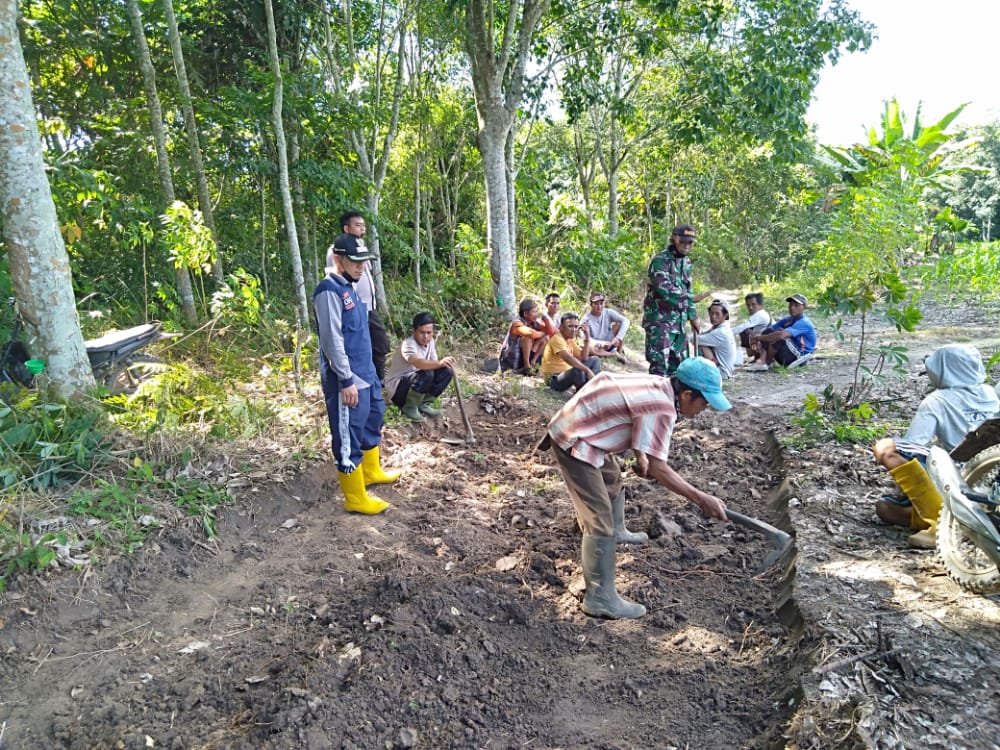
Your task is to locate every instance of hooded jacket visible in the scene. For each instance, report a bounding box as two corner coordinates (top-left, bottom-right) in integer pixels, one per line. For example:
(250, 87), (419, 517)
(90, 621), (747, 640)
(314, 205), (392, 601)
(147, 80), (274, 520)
(904, 345), (1000, 451)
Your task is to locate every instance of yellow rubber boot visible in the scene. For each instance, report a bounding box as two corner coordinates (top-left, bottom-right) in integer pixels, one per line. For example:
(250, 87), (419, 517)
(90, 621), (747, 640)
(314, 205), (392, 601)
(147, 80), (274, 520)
(361, 446), (402, 485)
(888, 458), (943, 533)
(339, 468), (389, 515)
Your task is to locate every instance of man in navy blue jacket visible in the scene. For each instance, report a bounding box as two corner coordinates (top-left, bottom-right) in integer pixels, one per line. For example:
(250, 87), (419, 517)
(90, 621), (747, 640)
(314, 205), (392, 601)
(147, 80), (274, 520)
(314, 234), (401, 514)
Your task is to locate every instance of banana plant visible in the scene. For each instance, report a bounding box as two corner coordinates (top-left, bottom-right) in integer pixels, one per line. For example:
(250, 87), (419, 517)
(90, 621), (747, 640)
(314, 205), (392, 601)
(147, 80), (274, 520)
(818, 99), (982, 192)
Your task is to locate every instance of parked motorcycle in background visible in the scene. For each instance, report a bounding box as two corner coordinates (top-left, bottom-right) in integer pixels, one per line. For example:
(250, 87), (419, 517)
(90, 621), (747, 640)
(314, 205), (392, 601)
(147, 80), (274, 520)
(926, 419), (1000, 594)
(1, 298), (168, 395)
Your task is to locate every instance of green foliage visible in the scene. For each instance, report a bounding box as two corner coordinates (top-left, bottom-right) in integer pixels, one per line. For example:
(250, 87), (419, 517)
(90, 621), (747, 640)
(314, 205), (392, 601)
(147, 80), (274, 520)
(539, 197), (648, 302)
(211, 269), (265, 327)
(931, 122), (1000, 242)
(922, 240), (1000, 298)
(162, 201), (218, 276)
(987, 350), (1000, 373)
(135, 460), (229, 540)
(0, 393), (108, 491)
(793, 387), (882, 445)
(801, 101), (984, 408)
(68, 478), (152, 555)
(107, 364), (277, 439)
(0, 526), (60, 594)
(385, 223), (496, 338)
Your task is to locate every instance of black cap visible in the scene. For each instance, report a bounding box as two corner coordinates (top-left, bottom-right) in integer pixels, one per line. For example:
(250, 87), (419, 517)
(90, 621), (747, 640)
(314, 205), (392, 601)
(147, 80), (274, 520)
(331, 234), (372, 263)
(672, 224), (697, 242)
(786, 294), (807, 306)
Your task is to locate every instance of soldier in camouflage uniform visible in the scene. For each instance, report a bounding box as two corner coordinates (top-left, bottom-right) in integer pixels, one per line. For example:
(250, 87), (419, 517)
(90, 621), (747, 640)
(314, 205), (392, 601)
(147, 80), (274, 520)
(642, 224), (713, 376)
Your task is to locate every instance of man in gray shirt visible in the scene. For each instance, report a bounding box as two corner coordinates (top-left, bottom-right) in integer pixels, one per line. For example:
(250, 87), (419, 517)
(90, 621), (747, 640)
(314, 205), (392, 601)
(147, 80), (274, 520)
(580, 292), (630, 361)
(696, 300), (737, 379)
(325, 211), (391, 384)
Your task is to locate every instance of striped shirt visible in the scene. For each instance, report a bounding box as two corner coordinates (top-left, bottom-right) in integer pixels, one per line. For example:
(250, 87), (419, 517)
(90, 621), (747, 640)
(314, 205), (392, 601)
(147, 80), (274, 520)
(547, 372), (677, 467)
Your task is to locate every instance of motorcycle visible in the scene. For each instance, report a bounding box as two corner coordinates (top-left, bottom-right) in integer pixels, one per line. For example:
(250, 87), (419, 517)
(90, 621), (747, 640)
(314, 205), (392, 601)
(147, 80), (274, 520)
(926, 419), (1000, 593)
(1, 298), (167, 395)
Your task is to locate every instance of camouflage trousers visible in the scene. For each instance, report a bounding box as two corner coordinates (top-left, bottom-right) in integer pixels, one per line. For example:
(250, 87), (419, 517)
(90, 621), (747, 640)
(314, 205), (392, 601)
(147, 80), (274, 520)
(644, 320), (689, 376)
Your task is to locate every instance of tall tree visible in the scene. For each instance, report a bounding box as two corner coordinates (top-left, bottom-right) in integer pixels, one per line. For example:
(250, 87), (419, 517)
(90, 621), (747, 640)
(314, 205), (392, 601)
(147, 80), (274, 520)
(0, 0), (94, 396)
(321, 0), (410, 311)
(161, 0), (223, 282)
(262, 0), (309, 329)
(462, 0), (549, 318)
(560, 0), (872, 240)
(125, 0), (198, 326)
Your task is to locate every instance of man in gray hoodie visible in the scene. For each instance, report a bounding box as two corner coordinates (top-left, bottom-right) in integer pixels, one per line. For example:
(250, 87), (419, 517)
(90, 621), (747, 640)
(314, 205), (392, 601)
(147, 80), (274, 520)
(873, 344), (999, 548)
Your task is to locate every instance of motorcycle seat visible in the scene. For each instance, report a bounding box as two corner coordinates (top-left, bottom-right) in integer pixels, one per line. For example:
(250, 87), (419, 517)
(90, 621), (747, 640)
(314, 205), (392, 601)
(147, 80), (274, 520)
(85, 323), (160, 353)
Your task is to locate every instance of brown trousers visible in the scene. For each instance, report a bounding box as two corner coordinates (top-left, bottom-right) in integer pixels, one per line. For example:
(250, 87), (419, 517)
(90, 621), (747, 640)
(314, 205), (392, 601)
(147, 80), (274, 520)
(551, 442), (622, 537)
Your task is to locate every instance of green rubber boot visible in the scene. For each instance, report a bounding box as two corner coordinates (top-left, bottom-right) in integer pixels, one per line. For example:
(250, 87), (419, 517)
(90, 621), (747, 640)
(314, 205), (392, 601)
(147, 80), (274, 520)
(580, 535), (646, 619)
(419, 395), (443, 417)
(401, 390), (425, 421)
(612, 491), (648, 545)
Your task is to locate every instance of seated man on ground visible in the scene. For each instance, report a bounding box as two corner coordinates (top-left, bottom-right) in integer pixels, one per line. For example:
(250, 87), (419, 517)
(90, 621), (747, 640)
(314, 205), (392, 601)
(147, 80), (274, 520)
(540, 313), (601, 393)
(696, 299), (738, 379)
(749, 294), (816, 370)
(545, 292), (562, 329)
(385, 312), (456, 421)
(872, 344), (999, 548)
(580, 292), (630, 361)
(499, 298), (557, 374)
(731, 292), (772, 364)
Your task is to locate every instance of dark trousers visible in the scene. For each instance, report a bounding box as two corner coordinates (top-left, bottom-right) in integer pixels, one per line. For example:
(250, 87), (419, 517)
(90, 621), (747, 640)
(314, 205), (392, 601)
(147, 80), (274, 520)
(547, 356), (601, 392)
(391, 367), (454, 407)
(368, 309), (390, 384)
(763, 338), (801, 366)
(320, 367), (385, 474)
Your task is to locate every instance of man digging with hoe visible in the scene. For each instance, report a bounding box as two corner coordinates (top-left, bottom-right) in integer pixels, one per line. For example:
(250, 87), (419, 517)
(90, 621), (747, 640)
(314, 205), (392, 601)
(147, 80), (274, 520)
(539, 359), (731, 619)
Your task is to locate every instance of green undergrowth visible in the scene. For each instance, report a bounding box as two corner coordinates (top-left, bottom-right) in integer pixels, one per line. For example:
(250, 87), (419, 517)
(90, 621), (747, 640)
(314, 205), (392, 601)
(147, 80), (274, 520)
(790, 386), (887, 446)
(0, 347), (281, 593)
(105, 362), (279, 439)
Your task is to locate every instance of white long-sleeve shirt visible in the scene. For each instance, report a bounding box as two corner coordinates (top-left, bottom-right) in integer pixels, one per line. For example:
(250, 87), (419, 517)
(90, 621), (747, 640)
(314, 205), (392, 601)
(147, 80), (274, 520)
(732, 309), (771, 335)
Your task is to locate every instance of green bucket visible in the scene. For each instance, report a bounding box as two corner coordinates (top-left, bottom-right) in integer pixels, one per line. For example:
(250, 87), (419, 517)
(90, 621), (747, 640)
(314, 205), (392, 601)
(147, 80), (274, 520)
(25, 359), (45, 376)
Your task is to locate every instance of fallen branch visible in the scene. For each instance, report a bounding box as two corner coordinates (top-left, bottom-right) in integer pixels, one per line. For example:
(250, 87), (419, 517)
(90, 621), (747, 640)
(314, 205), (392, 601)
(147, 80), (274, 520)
(813, 646), (904, 675)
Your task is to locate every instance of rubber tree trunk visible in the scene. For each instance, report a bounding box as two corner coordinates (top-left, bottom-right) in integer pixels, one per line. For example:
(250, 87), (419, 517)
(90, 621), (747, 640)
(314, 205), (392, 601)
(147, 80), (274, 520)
(125, 0), (197, 326)
(161, 0), (223, 283)
(463, 0), (549, 320)
(479, 125), (515, 315)
(262, 0), (309, 330)
(0, 0), (95, 396)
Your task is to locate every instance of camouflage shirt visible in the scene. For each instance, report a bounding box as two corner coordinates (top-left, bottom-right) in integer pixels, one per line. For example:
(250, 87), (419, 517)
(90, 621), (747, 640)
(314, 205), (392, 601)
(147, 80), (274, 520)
(642, 245), (697, 327)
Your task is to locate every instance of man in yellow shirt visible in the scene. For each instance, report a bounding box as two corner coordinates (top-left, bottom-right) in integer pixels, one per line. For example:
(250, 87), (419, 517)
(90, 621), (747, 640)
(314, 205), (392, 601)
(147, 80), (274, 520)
(541, 313), (601, 393)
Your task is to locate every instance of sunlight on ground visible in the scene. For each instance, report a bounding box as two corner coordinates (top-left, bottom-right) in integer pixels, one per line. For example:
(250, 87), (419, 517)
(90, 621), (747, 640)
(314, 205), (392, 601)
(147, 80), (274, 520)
(649, 624), (730, 656)
(389, 439), (501, 526)
(816, 559), (1000, 626)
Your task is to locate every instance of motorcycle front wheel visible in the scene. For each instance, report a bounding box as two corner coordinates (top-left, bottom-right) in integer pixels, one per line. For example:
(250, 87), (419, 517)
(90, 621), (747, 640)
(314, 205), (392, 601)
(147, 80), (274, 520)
(103, 354), (166, 395)
(936, 445), (1000, 593)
